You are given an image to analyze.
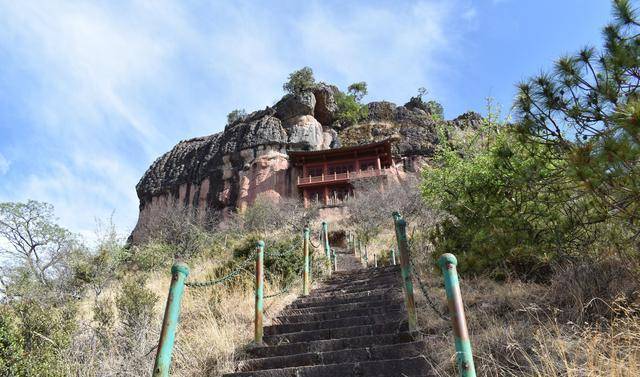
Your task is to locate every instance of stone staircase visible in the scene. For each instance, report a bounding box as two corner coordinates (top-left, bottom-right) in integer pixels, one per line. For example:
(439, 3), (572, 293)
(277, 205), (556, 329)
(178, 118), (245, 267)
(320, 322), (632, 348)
(223, 258), (434, 376)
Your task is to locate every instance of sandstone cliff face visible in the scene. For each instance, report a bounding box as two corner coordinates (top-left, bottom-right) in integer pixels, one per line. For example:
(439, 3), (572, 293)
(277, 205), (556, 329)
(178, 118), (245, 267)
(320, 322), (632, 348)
(132, 86), (481, 242)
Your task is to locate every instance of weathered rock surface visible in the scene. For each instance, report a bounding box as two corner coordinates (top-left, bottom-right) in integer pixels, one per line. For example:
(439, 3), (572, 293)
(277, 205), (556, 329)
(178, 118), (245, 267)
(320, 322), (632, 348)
(312, 83), (339, 126)
(285, 115), (324, 150)
(274, 92), (315, 123)
(132, 88), (482, 243)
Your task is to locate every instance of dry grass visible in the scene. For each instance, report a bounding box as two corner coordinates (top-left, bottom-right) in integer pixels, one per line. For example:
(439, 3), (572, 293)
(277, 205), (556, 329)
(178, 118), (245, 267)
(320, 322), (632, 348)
(167, 270), (301, 376)
(412, 263), (640, 377)
(65, 246), (308, 377)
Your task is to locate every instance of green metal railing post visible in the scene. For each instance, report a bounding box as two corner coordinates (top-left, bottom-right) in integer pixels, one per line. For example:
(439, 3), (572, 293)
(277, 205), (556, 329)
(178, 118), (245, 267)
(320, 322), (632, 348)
(438, 253), (476, 377)
(303, 227), (310, 296)
(390, 247), (397, 265)
(322, 221), (330, 259)
(152, 262), (189, 377)
(364, 244), (368, 267)
(254, 241), (265, 344)
(332, 248), (338, 272)
(394, 217), (417, 332)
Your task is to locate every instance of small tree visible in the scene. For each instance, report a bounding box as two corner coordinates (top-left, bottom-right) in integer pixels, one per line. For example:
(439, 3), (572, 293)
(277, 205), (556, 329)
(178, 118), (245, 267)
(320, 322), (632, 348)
(0, 201), (77, 288)
(283, 67), (316, 95)
(227, 109), (247, 125)
(408, 87), (444, 120)
(347, 81), (368, 101)
(335, 81), (369, 127)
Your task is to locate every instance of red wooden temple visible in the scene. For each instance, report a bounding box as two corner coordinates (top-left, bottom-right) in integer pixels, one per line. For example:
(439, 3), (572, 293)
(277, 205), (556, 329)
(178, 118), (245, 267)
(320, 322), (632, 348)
(289, 140), (393, 207)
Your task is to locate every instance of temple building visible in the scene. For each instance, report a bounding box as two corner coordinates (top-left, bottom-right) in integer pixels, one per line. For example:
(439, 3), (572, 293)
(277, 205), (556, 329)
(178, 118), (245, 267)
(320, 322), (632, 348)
(289, 140), (394, 207)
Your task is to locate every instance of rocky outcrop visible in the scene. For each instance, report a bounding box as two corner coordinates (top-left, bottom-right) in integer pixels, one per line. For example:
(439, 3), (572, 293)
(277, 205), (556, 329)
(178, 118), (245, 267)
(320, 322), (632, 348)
(285, 115), (324, 150)
(312, 83), (339, 126)
(274, 92), (315, 123)
(132, 83), (482, 243)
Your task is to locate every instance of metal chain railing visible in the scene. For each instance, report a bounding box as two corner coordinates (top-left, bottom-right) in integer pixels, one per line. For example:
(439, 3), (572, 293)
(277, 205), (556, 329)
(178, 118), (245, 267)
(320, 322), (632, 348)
(152, 222), (331, 377)
(185, 249), (257, 288)
(409, 259), (449, 321)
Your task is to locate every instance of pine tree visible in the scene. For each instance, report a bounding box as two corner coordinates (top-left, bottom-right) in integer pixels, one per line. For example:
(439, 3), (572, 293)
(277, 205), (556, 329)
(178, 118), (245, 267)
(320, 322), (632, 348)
(515, 0), (640, 234)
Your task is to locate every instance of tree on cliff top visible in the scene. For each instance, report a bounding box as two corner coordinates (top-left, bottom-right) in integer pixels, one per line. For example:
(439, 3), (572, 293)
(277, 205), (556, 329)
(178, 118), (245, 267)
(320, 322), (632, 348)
(283, 67), (316, 95)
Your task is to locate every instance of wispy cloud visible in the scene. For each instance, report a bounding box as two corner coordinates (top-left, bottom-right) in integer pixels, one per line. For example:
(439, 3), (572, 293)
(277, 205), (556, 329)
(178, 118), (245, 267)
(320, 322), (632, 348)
(0, 0), (475, 236)
(0, 153), (9, 175)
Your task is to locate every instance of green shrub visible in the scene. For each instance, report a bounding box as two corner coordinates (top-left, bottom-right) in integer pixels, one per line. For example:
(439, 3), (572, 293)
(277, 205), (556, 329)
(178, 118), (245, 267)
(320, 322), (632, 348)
(0, 302), (76, 377)
(227, 109), (247, 125)
(283, 67), (316, 95)
(422, 122), (595, 279)
(347, 81), (368, 101)
(129, 242), (173, 271)
(116, 275), (158, 350)
(335, 91), (369, 127)
(425, 100), (444, 120)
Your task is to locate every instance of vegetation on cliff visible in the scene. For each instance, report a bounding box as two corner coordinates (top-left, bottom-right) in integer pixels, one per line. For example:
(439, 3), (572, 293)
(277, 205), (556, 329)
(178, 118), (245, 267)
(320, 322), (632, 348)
(2, 1), (640, 376)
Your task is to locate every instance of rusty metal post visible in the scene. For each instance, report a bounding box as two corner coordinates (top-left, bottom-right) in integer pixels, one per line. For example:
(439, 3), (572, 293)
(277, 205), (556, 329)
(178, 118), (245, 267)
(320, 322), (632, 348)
(364, 244), (368, 267)
(332, 248), (338, 272)
(394, 218), (417, 332)
(152, 262), (189, 377)
(303, 227), (310, 296)
(390, 247), (397, 265)
(254, 241), (265, 344)
(439, 253), (476, 377)
(322, 221), (330, 259)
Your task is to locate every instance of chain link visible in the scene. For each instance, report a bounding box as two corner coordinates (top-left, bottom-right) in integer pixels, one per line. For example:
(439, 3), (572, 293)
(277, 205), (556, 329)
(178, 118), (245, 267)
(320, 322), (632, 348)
(185, 249), (257, 288)
(409, 259), (449, 321)
(185, 230), (320, 294)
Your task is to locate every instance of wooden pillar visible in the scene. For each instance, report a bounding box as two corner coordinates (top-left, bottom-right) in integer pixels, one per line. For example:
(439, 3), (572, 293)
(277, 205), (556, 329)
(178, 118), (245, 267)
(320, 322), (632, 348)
(376, 156), (382, 170)
(303, 189), (309, 208)
(324, 186), (329, 205)
(323, 161), (328, 175)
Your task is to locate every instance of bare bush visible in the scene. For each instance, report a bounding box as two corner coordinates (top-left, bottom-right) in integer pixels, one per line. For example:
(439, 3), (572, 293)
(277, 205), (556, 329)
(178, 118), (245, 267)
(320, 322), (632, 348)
(136, 205), (214, 259)
(344, 176), (440, 248)
(230, 195), (319, 235)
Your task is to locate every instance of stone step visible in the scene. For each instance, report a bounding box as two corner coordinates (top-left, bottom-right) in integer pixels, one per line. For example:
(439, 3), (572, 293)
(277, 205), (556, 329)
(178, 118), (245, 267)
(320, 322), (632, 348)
(265, 311), (406, 335)
(325, 267), (400, 283)
(281, 298), (404, 317)
(273, 305), (404, 324)
(263, 321), (408, 345)
(239, 340), (426, 372)
(223, 356), (432, 377)
(293, 286), (401, 306)
(288, 291), (402, 310)
(312, 278), (400, 295)
(248, 332), (417, 359)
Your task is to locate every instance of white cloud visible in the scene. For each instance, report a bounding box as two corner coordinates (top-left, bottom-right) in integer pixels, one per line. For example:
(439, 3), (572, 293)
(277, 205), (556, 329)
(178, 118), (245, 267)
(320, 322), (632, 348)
(0, 0), (474, 236)
(0, 153), (9, 175)
(294, 1), (471, 102)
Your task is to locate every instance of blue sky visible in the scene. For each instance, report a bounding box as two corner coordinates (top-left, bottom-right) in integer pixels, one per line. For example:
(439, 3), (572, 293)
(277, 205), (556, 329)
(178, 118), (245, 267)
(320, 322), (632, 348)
(0, 0), (613, 240)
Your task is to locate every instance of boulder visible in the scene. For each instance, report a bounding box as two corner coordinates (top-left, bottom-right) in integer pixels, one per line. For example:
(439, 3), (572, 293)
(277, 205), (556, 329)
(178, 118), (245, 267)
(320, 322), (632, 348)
(285, 115), (324, 150)
(312, 83), (340, 126)
(403, 96), (429, 112)
(274, 92), (315, 122)
(367, 101), (397, 122)
(451, 111), (483, 129)
(322, 127), (340, 149)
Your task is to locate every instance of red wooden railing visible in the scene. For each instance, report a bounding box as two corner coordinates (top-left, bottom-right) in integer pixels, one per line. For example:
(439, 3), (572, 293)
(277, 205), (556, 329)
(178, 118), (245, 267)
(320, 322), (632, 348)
(297, 168), (388, 186)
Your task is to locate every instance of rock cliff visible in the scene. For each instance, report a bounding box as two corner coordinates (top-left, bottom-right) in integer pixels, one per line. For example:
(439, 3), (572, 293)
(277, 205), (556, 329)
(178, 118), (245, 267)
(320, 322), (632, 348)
(132, 84), (481, 242)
